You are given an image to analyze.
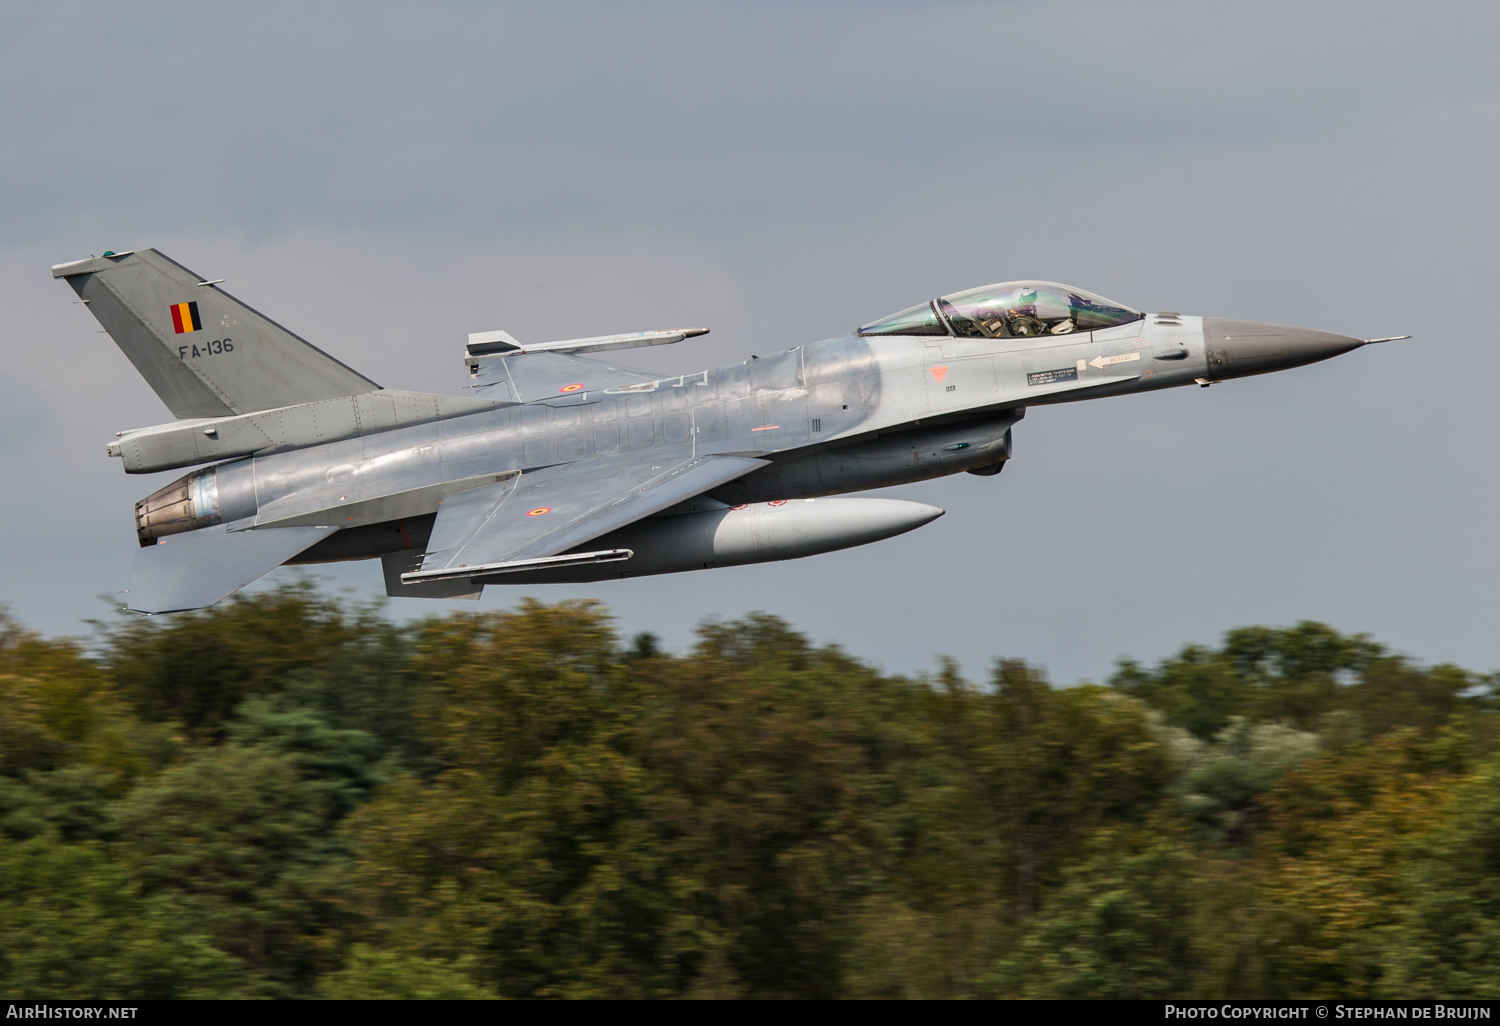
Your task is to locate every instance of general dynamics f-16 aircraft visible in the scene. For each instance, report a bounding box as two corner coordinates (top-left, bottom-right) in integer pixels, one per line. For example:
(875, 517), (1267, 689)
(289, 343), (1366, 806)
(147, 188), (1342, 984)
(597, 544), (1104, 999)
(53, 249), (1406, 613)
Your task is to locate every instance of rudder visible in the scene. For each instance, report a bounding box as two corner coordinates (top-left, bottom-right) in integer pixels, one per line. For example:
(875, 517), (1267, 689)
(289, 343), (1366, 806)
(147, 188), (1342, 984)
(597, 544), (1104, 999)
(53, 249), (378, 418)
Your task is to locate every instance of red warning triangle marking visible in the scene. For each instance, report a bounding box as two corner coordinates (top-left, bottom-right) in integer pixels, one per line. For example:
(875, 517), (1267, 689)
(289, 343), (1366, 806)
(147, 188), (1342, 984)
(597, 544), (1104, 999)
(929, 365), (948, 383)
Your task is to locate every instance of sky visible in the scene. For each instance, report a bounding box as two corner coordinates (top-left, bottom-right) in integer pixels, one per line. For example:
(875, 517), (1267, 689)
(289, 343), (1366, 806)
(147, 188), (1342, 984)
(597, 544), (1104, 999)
(2, 1), (1498, 683)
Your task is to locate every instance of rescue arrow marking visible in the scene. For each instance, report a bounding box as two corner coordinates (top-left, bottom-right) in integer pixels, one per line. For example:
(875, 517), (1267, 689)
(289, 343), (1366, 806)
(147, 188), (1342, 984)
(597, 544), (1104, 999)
(1088, 351), (1141, 369)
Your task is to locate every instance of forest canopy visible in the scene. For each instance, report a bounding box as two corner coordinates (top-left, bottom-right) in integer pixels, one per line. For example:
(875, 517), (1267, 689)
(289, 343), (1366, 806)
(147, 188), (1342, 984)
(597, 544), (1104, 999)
(0, 585), (1495, 999)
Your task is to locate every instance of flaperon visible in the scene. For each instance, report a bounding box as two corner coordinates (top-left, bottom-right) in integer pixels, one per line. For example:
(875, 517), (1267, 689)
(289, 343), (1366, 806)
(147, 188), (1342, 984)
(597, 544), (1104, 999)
(54, 248), (1405, 613)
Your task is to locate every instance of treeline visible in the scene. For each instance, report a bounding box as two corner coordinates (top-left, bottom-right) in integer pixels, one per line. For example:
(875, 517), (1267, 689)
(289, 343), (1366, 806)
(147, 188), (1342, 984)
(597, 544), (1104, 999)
(0, 585), (1497, 999)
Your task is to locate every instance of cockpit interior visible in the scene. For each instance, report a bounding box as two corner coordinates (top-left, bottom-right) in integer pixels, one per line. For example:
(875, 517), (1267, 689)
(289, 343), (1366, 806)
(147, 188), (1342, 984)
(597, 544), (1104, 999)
(859, 282), (1143, 339)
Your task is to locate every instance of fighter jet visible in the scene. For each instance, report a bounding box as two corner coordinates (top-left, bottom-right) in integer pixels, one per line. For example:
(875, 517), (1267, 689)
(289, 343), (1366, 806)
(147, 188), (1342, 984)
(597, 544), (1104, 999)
(53, 249), (1405, 613)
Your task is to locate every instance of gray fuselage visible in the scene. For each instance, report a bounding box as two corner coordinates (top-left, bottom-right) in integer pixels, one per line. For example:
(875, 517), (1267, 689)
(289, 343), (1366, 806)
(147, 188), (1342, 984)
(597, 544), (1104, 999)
(173, 312), (1355, 574)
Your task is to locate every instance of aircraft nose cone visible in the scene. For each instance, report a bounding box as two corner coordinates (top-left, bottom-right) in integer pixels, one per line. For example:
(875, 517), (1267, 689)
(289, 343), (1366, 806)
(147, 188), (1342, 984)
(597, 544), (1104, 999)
(1203, 318), (1364, 380)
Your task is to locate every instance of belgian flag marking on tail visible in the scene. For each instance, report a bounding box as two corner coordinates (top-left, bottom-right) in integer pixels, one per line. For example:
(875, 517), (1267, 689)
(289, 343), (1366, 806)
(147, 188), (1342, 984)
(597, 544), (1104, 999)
(170, 301), (202, 334)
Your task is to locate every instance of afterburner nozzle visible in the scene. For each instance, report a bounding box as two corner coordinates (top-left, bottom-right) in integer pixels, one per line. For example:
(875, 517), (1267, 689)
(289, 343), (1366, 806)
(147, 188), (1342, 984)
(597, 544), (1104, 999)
(135, 469), (222, 546)
(134, 459), (258, 546)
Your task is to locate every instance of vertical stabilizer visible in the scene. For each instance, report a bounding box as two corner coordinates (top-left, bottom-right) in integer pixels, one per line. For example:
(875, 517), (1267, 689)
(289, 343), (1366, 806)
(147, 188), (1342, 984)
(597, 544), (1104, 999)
(53, 249), (378, 418)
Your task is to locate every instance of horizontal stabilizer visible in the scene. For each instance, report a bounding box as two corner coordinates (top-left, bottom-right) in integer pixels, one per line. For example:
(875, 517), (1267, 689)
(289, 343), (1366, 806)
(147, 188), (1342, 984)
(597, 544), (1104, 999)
(129, 520), (334, 613)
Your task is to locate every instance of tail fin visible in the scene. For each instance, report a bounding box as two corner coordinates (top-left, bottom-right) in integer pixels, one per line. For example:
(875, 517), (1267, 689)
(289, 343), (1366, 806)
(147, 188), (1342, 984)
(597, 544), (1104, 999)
(53, 249), (379, 418)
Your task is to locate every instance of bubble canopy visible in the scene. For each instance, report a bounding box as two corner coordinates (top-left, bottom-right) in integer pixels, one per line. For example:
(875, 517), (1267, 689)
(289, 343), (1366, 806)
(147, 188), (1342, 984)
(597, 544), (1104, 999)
(858, 282), (1143, 339)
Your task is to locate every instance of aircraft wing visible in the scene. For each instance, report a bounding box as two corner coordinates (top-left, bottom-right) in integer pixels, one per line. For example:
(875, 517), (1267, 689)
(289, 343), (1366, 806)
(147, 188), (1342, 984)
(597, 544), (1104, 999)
(404, 453), (768, 583)
(470, 352), (659, 402)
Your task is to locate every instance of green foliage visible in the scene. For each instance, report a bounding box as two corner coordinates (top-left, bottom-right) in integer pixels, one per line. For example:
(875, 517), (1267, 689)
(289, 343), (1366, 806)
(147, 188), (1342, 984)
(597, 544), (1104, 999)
(1164, 716), (1322, 845)
(0, 606), (167, 781)
(634, 614), (920, 997)
(317, 946), (497, 999)
(1112, 643), (1249, 741)
(0, 593), (1496, 999)
(0, 766), (120, 842)
(1223, 730), (1461, 997)
(985, 827), (1195, 998)
(97, 583), (418, 753)
(1385, 752), (1500, 997)
(345, 600), (667, 998)
(113, 701), (378, 997)
(933, 660), (1174, 918)
(0, 832), (237, 998)
(1113, 621), (1488, 743)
